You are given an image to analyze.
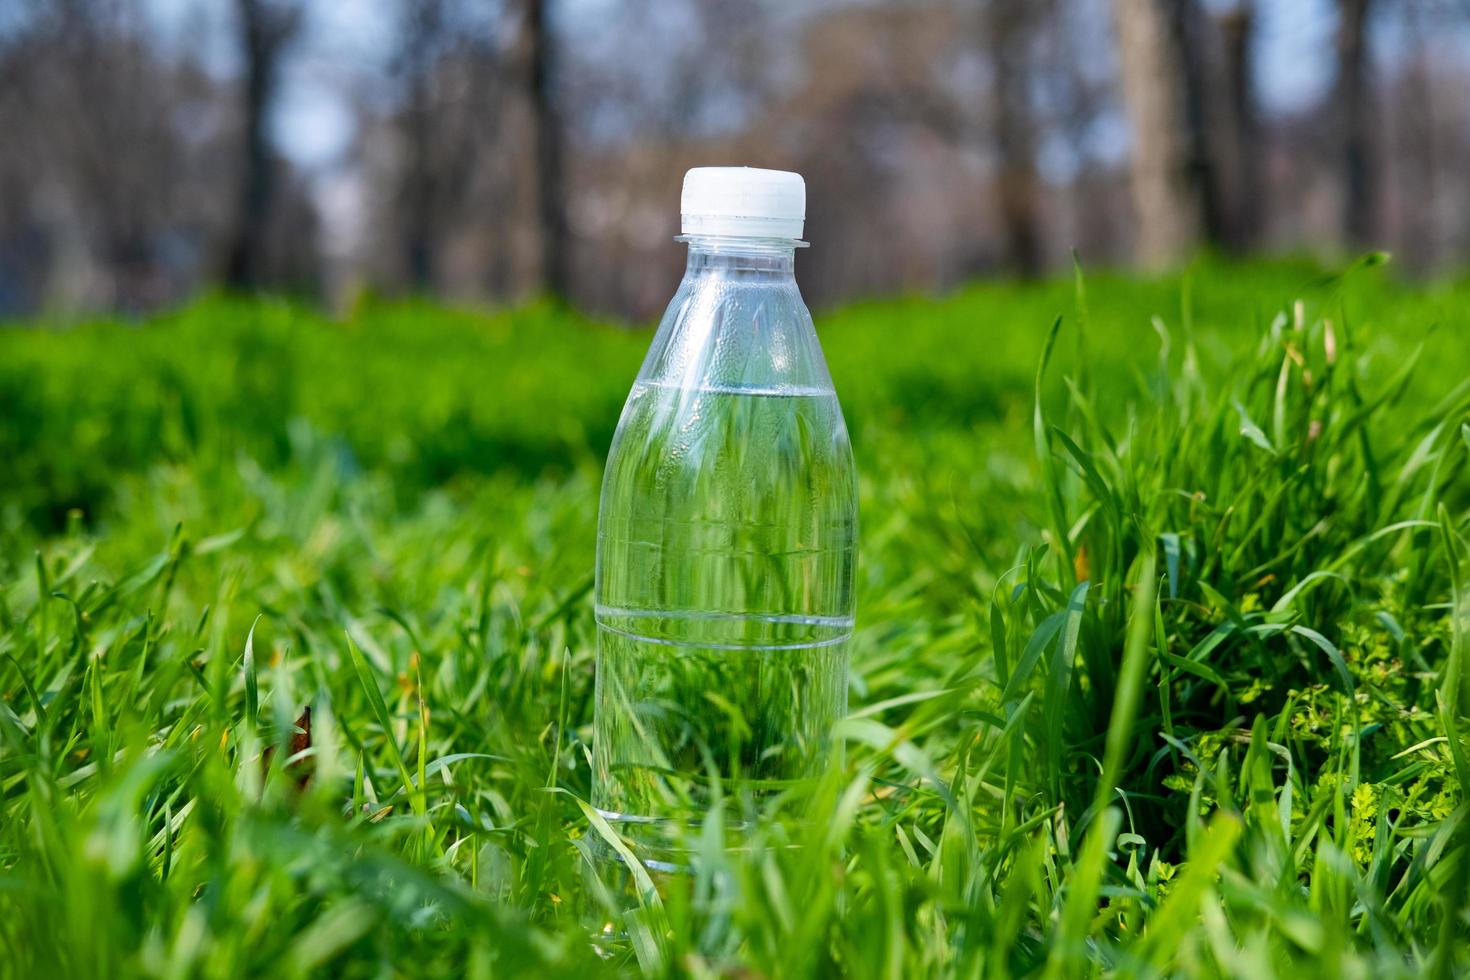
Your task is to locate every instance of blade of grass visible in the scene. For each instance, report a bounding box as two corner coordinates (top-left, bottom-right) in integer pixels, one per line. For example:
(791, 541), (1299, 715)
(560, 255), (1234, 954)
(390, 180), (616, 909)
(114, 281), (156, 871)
(344, 631), (424, 818)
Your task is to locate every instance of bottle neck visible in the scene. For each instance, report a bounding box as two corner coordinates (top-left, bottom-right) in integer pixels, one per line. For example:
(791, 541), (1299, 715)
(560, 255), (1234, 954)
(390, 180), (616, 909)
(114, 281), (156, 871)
(680, 235), (798, 282)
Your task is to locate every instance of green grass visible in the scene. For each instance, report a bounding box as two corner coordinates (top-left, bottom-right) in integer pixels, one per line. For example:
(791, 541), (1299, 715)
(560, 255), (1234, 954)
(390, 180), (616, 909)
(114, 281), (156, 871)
(1, 258), (1468, 977)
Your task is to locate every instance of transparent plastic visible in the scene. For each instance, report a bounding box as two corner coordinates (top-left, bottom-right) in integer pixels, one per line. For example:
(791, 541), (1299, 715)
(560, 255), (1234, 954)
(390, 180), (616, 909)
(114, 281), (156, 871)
(593, 235), (858, 870)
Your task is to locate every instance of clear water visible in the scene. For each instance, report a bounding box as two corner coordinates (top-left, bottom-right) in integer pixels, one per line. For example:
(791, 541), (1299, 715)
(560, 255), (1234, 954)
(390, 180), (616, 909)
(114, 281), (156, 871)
(594, 380), (857, 868)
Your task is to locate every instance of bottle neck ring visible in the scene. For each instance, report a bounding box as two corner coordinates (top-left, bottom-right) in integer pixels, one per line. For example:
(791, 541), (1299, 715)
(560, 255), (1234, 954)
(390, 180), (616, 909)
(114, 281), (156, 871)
(678, 235), (802, 279)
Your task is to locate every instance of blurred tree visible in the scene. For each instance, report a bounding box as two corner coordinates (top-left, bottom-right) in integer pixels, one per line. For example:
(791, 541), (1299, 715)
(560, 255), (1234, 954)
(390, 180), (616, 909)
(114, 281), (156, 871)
(1381, 1), (1448, 269)
(1335, 0), (1376, 247)
(399, 0), (450, 291)
(776, 3), (967, 306)
(548, 0), (792, 315)
(523, 0), (568, 299)
(224, 0), (302, 291)
(1217, 0), (1260, 254)
(0, 0), (246, 312)
(390, 0), (502, 293)
(988, 0), (1043, 277)
(1111, 0), (1219, 264)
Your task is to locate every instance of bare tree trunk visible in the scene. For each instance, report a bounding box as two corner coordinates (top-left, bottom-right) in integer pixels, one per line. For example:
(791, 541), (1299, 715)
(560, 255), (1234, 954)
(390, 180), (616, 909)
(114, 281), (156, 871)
(1218, 2), (1260, 253)
(1173, 0), (1225, 247)
(1335, 0), (1375, 247)
(1110, 0), (1212, 265)
(403, 96), (437, 292)
(399, 0), (444, 293)
(1396, 4), (1438, 268)
(525, 0), (569, 299)
(988, 0), (1043, 277)
(224, 0), (299, 290)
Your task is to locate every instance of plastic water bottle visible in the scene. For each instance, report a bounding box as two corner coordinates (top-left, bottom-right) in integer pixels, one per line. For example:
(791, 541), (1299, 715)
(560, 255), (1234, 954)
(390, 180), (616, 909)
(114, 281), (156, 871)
(593, 167), (858, 870)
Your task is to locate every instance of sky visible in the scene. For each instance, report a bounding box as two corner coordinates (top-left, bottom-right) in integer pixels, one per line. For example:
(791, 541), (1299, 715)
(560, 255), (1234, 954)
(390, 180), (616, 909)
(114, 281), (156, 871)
(1252, 0), (1338, 113)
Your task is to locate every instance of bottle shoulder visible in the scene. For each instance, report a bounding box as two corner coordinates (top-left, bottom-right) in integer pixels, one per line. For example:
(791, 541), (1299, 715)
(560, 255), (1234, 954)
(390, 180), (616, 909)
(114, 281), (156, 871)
(636, 276), (836, 397)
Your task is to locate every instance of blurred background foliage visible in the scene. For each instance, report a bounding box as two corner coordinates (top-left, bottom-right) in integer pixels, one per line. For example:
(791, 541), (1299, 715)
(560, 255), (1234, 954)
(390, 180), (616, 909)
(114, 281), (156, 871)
(1, 257), (1462, 539)
(4, 0), (1470, 319)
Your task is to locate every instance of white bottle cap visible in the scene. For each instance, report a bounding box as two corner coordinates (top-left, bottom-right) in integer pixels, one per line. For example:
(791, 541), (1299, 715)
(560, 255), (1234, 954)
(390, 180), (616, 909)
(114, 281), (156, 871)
(680, 167), (805, 240)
